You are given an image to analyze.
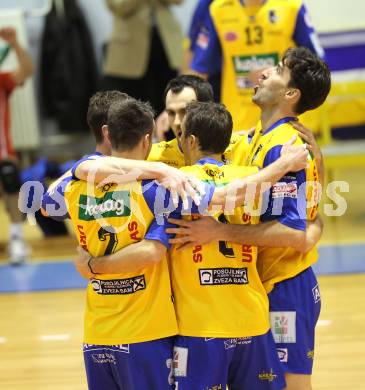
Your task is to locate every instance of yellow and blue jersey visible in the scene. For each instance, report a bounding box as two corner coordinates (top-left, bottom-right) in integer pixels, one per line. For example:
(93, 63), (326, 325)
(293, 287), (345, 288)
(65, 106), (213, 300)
(191, 0), (324, 131)
(222, 132), (250, 165)
(247, 117), (319, 293)
(148, 138), (185, 168)
(41, 159), (215, 344)
(151, 157), (270, 338)
(45, 177), (178, 344)
(148, 134), (250, 169)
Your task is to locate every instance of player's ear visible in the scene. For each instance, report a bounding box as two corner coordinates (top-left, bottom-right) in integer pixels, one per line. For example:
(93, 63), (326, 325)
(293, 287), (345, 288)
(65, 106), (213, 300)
(189, 134), (198, 150)
(102, 125), (111, 145)
(143, 133), (152, 147)
(143, 133), (152, 153)
(285, 88), (300, 106)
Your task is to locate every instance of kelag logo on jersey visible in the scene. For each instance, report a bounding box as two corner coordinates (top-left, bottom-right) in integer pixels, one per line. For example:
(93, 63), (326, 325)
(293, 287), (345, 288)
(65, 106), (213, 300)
(78, 191), (131, 221)
(233, 53), (279, 75)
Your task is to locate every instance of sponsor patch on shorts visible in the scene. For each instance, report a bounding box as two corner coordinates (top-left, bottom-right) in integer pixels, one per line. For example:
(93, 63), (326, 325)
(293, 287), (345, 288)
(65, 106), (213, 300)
(83, 344), (130, 354)
(173, 347), (188, 377)
(199, 268), (248, 285)
(91, 276), (146, 295)
(91, 352), (117, 365)
(277, 348), (288, 362)
(270, 311), (296, 343)
(224, 337), (252, 350)
(312, 284), (321, 303)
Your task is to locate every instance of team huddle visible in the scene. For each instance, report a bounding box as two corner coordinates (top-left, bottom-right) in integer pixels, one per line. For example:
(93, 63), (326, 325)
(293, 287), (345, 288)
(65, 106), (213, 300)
(41, 46), (330, 390)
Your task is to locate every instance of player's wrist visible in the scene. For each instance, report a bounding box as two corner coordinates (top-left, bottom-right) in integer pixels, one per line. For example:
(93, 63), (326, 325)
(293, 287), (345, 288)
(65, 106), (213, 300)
(152, 162), (169, 181)
(87, 256), (98, 275)
(216, 220), (229, 241)
(277, 154), (292, 173)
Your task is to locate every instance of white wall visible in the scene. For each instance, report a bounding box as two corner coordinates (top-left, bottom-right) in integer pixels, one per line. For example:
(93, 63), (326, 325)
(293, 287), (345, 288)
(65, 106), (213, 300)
(305, 0), (365, 32)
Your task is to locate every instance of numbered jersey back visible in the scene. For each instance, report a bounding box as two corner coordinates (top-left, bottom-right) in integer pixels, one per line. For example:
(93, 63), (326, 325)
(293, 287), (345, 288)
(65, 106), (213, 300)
(169, 161), (269, 338)
(64, 179), (178, 345)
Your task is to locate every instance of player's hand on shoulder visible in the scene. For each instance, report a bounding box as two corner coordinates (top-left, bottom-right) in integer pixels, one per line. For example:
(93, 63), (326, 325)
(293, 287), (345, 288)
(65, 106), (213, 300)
(74, 246), (94, 279)
(281, 135), (309, 171)
(158, 165), (206, 208)
(291, 120), (323, 163)
(166, 216), (218, 250)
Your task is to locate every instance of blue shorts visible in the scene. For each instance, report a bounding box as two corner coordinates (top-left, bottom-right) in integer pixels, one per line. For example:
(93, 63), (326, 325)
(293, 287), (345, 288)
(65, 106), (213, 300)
(173, 332), (286, 390)
(269, 266), (321, 375)
(83, 337), (175, 390)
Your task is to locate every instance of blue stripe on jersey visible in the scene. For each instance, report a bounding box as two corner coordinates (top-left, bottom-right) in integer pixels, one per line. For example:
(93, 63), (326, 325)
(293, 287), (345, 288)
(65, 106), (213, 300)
(262, 145), (306, 231)
(190, 8), (222, 75)
(196, 157), (225, 166)
(143, 179), (216, 249)
(263, 117), (296, 136)
(70, 152), (104, 178)
(41, 175), (73, 220)
(188, 0), (213, 51)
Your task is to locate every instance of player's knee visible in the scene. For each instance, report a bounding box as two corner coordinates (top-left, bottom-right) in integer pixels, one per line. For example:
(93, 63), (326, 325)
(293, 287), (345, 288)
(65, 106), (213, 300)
(0, 160), (22, 194)
(284, 373), (312, 390)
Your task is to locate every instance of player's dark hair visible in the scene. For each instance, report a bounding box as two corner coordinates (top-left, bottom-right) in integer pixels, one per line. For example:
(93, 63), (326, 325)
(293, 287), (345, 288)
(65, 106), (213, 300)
(107, 99), (155, 151)
(283, 47), (331, 115)
(87, 90), (129, 144)
(164, 75), (214, 102)
(184, 102), (232, 154)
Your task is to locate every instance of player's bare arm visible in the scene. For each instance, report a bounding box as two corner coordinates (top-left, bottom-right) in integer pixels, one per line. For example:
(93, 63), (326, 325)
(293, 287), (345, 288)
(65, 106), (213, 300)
(0, 27), (33, 85)
(167, 216), (323, 253)
(74, 157), (205, 207)
(210, 136), (308, 209)
(74, 240), (167, 279)
(291, 120), (325, 186)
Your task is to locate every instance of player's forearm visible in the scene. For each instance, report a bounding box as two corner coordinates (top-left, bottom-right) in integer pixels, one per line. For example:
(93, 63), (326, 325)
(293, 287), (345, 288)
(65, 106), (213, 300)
(302, 215), (324, 253)
(216, 221), (306, 250)
(75, 157), (166, 184)
(181, 46), (193, 74)
(211, 156), (292, 209)
(12, 41), (33, 84)
(90, 240), (166, 274)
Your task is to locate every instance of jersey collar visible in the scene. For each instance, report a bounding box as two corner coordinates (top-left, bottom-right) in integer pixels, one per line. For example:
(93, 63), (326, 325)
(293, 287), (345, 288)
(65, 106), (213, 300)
(240, 0), (267, 7)
(195, 157), (224, 167)
(262, 117), (297, 135)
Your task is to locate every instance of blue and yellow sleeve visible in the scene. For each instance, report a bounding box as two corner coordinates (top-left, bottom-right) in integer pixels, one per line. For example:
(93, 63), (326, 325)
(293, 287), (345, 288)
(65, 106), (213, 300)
(41, 175), (73, 221)
(293, 4), (325, 59)
(70, 152), (104, 178)
(190, 7), (222, 75)
(188, 0), (213, 51)
(142, 179), (215, 248)
(261, 145), (306, 231)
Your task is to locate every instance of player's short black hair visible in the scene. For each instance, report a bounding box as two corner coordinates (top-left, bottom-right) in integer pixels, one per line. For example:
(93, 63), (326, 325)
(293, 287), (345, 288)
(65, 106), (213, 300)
(107, 98), (155, 151)
(164, 75), (214, 103)
(283, 47), (331, 115)
(87, 90), (129, 144)
(184, 102), (232, 154)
